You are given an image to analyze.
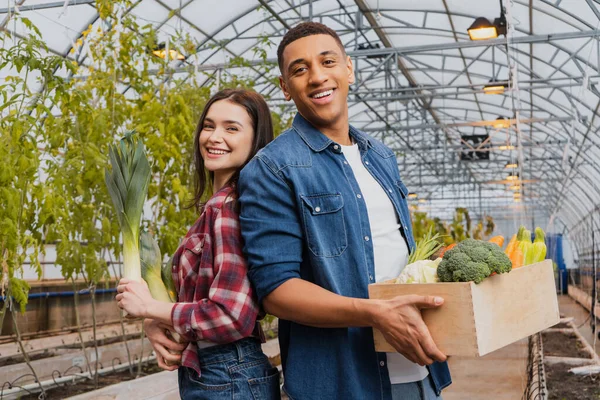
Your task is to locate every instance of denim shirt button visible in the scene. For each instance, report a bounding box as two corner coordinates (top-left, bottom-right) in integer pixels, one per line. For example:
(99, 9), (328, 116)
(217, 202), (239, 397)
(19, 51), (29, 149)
(365, 161), (370, 165)
(343, 160), (348, 165)
(379, 361), (385, 367)
(333, 144), (339, 150)
(357, 194), (362, 199)
(315, 207), (321, 213)
(388, 188), (392, 193)
(364, 236), (370, 241)
(369, 275), (373, 281)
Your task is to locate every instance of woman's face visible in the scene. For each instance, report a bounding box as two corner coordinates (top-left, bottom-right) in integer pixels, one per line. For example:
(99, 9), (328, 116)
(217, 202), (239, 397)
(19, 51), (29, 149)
(199, 99), (255, 182)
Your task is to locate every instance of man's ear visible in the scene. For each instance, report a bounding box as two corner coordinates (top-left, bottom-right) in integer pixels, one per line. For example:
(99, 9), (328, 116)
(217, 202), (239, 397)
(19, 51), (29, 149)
(346, 55), (355, 85)
(279, 76), (292, 101)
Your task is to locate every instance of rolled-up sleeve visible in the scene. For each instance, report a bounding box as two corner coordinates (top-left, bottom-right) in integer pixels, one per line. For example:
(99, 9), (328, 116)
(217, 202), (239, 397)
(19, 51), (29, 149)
(238, 156), (303, 304)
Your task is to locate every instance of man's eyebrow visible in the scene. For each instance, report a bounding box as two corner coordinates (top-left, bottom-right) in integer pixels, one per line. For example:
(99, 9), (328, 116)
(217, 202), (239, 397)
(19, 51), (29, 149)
(287, 58), (306, 73)
(286, 50), (341, 73)
(319, 50), (340, 57)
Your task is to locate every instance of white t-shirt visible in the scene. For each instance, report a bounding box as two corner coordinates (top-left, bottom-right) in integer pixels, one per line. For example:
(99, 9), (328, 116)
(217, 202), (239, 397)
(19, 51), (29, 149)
(341, 143), (429, 385)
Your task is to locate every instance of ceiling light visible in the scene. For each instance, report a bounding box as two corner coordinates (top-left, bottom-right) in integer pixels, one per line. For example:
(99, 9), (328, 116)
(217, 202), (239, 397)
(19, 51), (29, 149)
(513, 192), (522, 198)
(408, 193), (418, 199)
(509, 184), (521, 190)
(514, 198), (522, 203)
(468, 17), (498, 40)
(467, 5), (507, 41)
(506, 172), (519, 181)
(493, 116), (511, 129)
(505, 162), (518, 169)
(152, 43), (185, 61)
(483, 80), (509, 95)
(498, 145), (515, 150)
(418, 199), (426, 204)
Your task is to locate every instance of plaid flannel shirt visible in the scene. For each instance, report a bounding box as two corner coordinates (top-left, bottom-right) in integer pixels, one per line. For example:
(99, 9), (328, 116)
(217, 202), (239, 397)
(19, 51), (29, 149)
(170, 185), (262, 376)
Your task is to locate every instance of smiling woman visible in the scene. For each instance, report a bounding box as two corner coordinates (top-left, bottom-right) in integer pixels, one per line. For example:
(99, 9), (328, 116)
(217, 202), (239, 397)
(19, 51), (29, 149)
(115, 88), (279, 400)
(199, 101), (255, 191)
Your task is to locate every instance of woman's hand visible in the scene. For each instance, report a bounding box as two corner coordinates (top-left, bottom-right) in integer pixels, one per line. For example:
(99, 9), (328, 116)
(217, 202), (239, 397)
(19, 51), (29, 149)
(144, 319), (188, 371)
(116, 278), (155, 318)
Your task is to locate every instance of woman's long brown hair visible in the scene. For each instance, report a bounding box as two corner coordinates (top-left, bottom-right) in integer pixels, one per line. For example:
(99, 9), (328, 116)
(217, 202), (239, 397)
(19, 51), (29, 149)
(189, 89), (274, 211)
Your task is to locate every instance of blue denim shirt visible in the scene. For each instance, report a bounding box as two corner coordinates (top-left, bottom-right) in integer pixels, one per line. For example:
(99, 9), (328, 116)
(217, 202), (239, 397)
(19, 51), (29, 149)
(238, 113), (451, 400)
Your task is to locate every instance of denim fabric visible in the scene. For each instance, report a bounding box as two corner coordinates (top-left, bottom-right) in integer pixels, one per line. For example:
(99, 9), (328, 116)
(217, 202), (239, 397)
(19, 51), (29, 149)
(392, 376), (443, 400)
(238, 113), (451, 400)
(178, 337), (280, 400)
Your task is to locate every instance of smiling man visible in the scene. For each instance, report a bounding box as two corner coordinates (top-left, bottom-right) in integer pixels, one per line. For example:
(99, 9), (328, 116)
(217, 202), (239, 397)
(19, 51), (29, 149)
(238, 22), (451, 400)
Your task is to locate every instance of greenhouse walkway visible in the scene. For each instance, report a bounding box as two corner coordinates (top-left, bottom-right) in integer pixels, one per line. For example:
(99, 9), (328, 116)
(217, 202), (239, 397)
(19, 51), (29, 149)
(68, 295), (598, 400)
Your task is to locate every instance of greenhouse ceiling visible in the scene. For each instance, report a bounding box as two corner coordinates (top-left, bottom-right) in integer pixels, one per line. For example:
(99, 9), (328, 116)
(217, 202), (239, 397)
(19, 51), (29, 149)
(3, 0), (600, 234)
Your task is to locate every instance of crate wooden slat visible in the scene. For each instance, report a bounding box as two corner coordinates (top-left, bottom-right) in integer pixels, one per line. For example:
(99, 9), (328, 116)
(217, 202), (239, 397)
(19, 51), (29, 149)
(368, 260), (560, 356)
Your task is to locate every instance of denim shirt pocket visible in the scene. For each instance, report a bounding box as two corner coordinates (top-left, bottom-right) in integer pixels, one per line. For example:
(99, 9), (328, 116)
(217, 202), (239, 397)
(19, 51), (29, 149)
(300, 193), (347, 257)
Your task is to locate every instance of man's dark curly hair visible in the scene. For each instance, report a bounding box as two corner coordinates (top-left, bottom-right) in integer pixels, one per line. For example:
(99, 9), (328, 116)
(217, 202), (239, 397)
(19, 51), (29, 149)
(277, 22), (345, 75)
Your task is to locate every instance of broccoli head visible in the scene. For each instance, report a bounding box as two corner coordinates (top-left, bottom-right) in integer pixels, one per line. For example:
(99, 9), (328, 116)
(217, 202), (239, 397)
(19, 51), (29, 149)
(438, 239), (512, 283)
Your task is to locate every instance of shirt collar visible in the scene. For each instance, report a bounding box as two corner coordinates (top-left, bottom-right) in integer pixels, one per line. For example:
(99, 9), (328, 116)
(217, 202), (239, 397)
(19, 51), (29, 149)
(292, 113), (372, 152)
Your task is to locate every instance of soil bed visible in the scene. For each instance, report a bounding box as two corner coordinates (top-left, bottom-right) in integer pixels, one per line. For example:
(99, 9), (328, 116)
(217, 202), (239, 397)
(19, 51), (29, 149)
(0, 350), (54, 367)
(546, 362), (600, 400)
(19, 363), (164, 400)
(542, 331), (591, 359)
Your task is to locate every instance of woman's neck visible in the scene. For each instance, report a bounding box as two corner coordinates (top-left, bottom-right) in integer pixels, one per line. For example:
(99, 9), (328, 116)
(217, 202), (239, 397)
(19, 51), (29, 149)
(212, 171), (234, 193)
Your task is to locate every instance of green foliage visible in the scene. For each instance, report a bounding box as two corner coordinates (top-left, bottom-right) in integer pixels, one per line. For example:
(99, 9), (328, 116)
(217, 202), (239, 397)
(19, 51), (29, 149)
(451, 207), (471, 242)
(411, 212), (452, 246)
(8, 278), (30, 314)
(0, 17), (76, 313)
(1, 1), (291, 316)
(450, 208), (495, 242)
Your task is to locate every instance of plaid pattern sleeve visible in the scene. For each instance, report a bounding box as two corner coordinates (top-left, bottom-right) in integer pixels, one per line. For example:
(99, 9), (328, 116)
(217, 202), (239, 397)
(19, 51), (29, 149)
(171, 194), (260, 345)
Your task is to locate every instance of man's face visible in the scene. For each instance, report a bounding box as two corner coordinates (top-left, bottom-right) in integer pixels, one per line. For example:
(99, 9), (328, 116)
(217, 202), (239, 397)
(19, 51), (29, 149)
(279, 34), (355, 129)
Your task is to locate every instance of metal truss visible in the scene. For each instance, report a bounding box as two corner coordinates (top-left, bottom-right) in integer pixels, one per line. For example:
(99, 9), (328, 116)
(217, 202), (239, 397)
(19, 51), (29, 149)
(5, 0), (600, 235)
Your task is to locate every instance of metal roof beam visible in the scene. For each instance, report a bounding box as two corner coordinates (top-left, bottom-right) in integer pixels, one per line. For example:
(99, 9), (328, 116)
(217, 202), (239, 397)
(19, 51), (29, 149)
(361, 116), (574, 131)
(0, 0), (94, 14)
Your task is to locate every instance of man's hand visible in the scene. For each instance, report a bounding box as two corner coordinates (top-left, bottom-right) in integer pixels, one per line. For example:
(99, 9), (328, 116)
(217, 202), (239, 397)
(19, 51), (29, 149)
(372, 295), (447, 366)
(115, 279), (155, 318)
(144, 318), (188, 371)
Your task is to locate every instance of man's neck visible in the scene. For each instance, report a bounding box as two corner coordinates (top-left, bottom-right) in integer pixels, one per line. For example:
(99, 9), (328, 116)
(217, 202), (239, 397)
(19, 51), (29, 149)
(319, 122), (352, 146)
(310, 111), (352, 146)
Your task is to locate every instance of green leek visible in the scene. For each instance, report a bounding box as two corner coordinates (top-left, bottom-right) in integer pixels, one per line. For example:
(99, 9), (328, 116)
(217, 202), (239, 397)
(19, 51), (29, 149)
(139, 231), (182, 344)
(140, 231), (176, 303)
(105, 131), (151, 282)
(408, 227), (444, 264)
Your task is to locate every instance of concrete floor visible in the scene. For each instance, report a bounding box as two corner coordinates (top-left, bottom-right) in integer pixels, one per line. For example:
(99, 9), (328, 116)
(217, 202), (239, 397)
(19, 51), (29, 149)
(443, 339), (529, 400)
(558, 294), (600, 358)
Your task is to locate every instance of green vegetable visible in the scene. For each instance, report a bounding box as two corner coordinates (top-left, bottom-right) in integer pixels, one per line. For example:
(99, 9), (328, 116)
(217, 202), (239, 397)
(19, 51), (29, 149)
(139, 231), (182, 345)
(437, 239), (512, 284)
(395, 258), (442, 284)
(161, 253), (177, 303)
(140, 231), (176, 303)
(105, 131), (151, 281)
(532, 227), (547, 263)
(519, 229), (534, 266)
(409, 227), (444, 264)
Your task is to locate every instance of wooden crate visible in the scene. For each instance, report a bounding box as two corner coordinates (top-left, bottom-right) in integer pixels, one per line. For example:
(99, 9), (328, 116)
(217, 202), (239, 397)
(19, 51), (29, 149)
(368, 260), (560, 356)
